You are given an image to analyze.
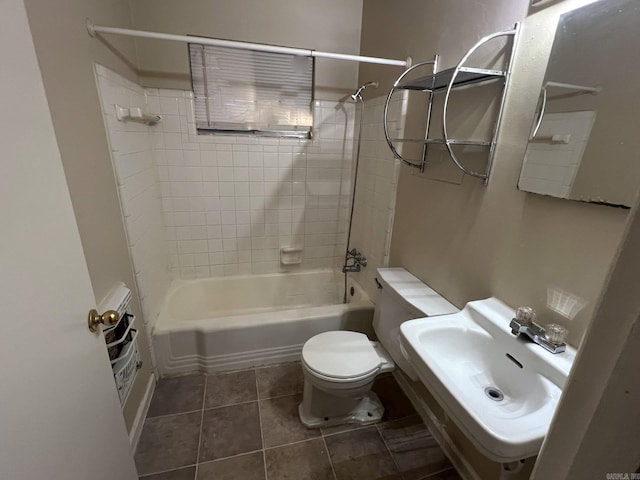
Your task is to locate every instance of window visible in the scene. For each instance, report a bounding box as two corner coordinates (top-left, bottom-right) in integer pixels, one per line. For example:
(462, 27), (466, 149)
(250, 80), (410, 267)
(188, 42), (314, 137)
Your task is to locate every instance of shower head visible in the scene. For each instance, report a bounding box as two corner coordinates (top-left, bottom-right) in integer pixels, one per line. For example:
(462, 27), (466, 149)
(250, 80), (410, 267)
(351, 81), (379, 101)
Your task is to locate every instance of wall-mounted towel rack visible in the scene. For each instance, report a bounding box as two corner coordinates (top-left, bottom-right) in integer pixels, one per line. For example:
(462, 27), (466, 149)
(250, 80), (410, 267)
(115, 104), (161, 125)
(383, 24), (521, 184)
(530, 81), (600, 139)
(85, 19), (408, 68)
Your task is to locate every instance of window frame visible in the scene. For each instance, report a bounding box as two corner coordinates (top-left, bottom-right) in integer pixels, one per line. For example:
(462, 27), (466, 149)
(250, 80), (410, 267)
(188, 40), (315, 139)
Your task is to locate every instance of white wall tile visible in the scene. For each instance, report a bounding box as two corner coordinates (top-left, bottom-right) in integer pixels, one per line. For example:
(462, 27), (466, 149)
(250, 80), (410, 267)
(95, 65), (171, 328)
(348, 96), (402, 300)
(107, 77), (360, 282)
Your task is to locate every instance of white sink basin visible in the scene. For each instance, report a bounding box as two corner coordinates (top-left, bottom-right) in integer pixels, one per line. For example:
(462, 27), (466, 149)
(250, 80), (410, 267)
(400, 297), (575, 462)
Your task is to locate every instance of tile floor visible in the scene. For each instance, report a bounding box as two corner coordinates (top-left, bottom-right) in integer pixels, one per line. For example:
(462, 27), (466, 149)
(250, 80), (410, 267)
(135, 362), (461, 480)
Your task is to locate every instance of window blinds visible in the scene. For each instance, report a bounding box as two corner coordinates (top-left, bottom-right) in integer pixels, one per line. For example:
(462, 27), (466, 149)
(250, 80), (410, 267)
(188, 42), (314, 136)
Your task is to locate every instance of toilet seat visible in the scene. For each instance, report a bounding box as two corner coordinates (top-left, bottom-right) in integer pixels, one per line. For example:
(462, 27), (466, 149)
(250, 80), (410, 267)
(302, 331), (382, 382)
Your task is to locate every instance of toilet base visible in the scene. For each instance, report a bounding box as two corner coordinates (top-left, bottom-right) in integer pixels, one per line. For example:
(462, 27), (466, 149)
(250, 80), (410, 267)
(298, 391), (384, 428)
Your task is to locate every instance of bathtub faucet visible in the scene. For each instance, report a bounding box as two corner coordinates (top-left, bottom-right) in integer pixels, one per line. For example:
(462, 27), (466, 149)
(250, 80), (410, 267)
(342, 248), (367, 273)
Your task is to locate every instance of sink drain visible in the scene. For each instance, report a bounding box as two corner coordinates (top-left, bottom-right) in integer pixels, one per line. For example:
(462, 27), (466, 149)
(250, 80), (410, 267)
(484, 386), (504, 402)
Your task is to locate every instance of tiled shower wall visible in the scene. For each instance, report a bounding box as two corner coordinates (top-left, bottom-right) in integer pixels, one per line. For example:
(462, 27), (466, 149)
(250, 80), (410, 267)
(148, 89), (355, 279)
(94, 65), (170, 348)
(97, 64), (401, 328)
(349, 96), (402, 300)
(97, 64), (356, 289)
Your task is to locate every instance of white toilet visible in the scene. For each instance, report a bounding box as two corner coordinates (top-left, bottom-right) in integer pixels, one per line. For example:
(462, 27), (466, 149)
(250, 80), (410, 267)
(298, 267), (459, 428)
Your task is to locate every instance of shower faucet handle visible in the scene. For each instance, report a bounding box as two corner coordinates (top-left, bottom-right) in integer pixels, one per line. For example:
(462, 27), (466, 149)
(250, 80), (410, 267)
(357, 256), (367, 267)
(343, 248), (367, 272)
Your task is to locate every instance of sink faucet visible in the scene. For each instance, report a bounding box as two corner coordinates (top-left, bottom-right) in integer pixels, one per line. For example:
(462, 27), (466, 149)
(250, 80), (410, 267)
(342, 248), (367, 273)
(510, 306), (567, 354)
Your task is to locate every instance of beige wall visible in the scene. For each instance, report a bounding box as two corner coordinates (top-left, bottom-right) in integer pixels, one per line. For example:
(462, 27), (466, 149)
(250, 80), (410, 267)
(533, 181), (640, 476)
(23, 0), (154, 431)
(129, 0), (363, 99)
(359, 0), (628, 349)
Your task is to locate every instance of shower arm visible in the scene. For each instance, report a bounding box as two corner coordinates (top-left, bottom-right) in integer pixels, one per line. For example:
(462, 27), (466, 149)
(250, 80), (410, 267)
(351, 81), (380, 100)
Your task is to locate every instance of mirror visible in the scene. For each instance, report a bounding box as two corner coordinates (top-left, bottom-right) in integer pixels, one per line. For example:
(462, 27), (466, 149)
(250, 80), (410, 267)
(518, 0), (640, 208)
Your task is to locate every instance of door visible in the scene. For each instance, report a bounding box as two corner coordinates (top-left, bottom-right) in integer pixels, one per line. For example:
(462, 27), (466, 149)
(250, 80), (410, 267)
(0, 1), (138, 479)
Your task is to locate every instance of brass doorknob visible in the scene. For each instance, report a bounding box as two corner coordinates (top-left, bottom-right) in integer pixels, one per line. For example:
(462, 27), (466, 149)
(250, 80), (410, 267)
(88, 309), (119, 332)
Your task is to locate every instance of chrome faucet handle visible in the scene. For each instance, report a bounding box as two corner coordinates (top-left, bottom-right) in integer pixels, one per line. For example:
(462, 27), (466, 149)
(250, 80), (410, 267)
(544, 324), (568, 344)
(515, 306), (536, 325)
(510, 308), (567, 354)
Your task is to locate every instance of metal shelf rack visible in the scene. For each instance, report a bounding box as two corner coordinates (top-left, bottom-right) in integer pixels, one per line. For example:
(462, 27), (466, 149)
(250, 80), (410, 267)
(383, 24), (521, 184)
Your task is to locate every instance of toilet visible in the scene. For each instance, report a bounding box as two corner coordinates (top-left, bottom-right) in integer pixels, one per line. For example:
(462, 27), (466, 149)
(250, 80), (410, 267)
(298, 267), (459, 428)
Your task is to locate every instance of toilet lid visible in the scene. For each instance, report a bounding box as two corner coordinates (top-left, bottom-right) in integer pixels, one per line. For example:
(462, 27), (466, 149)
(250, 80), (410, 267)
(302, 331), (381, 379)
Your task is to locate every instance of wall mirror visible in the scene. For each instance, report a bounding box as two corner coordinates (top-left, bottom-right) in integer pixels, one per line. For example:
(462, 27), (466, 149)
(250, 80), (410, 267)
(518, 0), (640, 208)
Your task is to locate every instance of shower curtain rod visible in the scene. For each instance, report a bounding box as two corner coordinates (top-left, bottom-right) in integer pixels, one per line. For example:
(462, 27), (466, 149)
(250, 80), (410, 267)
(86, 19), (409, 67)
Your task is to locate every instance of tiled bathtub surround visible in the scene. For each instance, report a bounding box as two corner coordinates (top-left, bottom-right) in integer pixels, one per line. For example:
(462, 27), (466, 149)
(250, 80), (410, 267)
(96, 64), (359, 329)
(148, 88), (356, 279)
(95, 65), (171, 347)
(350, 96), (402, 300)
(96, 65), (403, 335)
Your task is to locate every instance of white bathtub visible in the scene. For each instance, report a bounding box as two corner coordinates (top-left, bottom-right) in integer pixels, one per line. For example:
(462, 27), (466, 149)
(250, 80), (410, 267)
(153, 270), (375, 375)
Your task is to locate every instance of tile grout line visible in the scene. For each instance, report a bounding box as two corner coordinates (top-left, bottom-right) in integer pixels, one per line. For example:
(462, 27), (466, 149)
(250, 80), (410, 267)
(421, 467), (459, 480)
(138, 463), (197, 478)
(196, 389), (305, 415)
(258, 390), (305, 402)
(203, 397), (258, 412)
(254, 369), (269, 480)
(376, 423), (404, 480)
(146, 408), (204, 421)
(193, 376), (208, 480)
(321, 423), (371, 438)
(262, 435), (329, 453)
(197, 448), (264, 467)
(321, 435), (338, 480)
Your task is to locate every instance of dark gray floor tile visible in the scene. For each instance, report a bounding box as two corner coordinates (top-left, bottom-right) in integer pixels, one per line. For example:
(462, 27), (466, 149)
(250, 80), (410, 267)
(378, 415), (452, 480)
(147, 374), (205, 418)
(321, 423), (370, 437)
(135, 412), (201, 476)
(422, 468), (463, 480)
(139, 466), (196, 480)
(265, 438), (334, 480)
(325, 426), (401, 480)
(372, 374), (416, 422)
(260, 393), (319, 448)
(199, 402), (262, 462)
(256, 363), (304, 398)
(197, 451), (265, 480)
(205, 369), (257, 409)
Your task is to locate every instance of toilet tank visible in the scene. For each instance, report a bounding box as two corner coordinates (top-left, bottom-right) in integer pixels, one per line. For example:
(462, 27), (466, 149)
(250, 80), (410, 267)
(373, 268), (459, 380)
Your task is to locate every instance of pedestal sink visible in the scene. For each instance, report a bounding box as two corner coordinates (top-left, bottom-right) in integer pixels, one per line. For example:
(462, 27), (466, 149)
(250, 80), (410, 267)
(400, 297), (576, 462)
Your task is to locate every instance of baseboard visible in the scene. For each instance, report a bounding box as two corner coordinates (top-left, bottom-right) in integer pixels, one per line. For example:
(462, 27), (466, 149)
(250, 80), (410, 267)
(129, 373), (156, 451)
(393, 370), (481, 480)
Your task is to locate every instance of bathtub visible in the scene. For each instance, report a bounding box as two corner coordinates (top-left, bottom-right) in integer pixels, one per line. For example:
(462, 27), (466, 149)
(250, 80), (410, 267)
(153, 270), (375, 375)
